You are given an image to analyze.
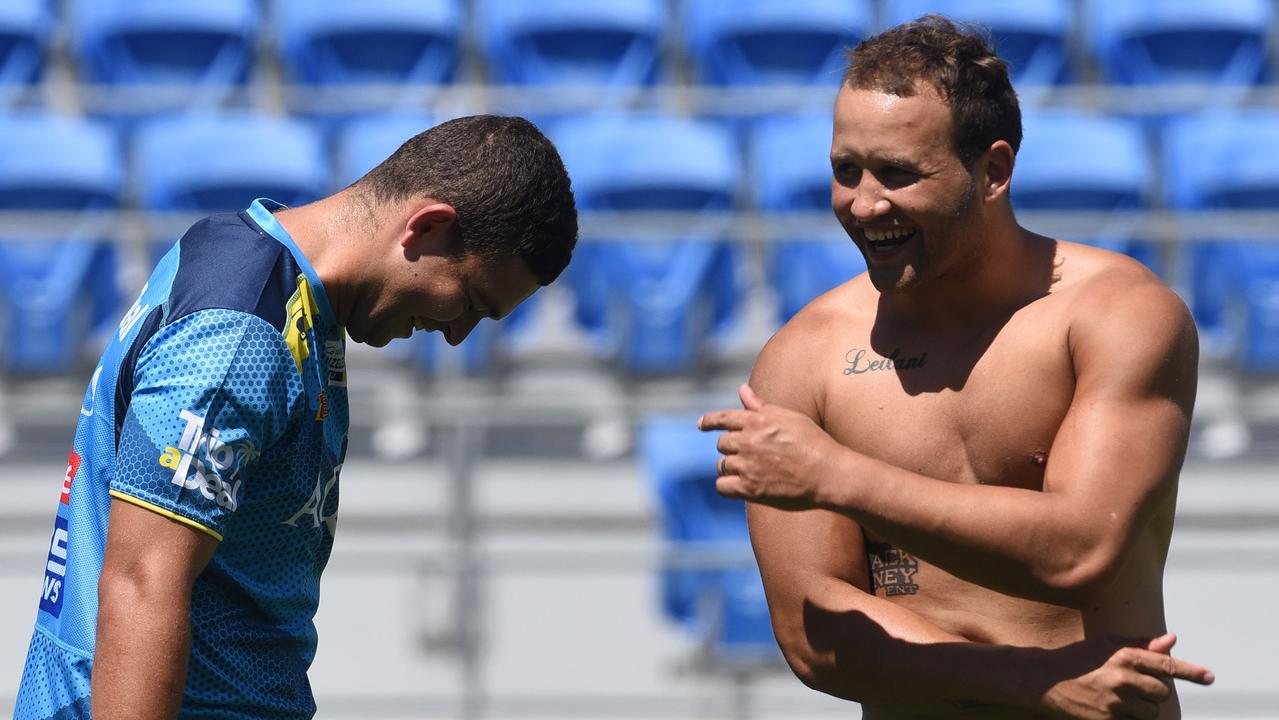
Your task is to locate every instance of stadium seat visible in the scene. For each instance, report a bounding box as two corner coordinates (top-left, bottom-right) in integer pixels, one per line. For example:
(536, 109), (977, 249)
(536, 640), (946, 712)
(751, 113), (865, 322)
(685, 0), (870, 87)
(134, 113), (327, 213)
(71, 0), (256, 115)
(275, 0), (461, 116)
(1164, 111), (1279, 371)
(1015, 111), (1158, 270)
(639, 415), (778, 663)
(336, 113), (512, 376)
(479, 0), (664, 104)
(550, 114), (741, 375)
(0, 113), (121, 374)
(0, 0), (50, 92)
(884, 0), (1073, 87)
(1090, 0), (1273, 87)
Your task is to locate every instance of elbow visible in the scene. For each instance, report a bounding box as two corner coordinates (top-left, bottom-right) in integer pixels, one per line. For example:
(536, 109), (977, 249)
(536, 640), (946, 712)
(774, 623), (859, 700)
(1040, 548), (1124, 609)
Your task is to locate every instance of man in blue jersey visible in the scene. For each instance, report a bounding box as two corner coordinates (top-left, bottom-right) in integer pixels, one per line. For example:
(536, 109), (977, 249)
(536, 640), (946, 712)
(14, 115), (577, 720)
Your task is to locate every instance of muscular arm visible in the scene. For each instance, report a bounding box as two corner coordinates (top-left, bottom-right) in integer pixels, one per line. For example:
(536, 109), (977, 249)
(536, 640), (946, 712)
(745, 322), (1036, 712)
(93, 499), (218, 719)
(741, 304), (1211, 712)
(715, 277), (1197, 608)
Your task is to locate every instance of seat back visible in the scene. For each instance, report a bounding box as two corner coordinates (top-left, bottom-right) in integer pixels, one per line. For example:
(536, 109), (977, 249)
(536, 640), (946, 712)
(639, 414), (776, 663)
(551, 114), (740, 373)
(480, 0), (664, 87)
(134, 113), (327, 213)
(1091, 0), (1273, 86)
(884, 0), (1072, 86)
(0, 0), (50, 88)
(685, 0), (871, 87)
(276, 0), (460, 87)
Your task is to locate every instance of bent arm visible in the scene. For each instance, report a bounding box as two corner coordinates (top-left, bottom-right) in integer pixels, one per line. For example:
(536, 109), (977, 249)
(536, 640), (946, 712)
(810, 281), (1198, 606)
(750, 502), (1046, 713)
(93, 498), (218, 720)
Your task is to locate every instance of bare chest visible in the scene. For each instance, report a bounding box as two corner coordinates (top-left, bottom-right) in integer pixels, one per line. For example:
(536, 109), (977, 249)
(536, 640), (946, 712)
(820, 313), (1075, 491)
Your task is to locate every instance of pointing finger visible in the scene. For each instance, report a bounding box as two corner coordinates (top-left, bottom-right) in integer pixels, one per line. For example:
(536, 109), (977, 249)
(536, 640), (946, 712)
(699, 409), (749, 432)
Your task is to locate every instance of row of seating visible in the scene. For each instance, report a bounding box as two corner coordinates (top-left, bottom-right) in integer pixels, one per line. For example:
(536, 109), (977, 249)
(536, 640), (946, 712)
(0, 0), (1274, 106)
(1, 107), (1276, 377)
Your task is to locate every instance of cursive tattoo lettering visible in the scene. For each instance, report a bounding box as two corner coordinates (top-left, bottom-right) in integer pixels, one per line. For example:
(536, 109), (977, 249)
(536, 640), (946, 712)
(843, 348), (928, 375)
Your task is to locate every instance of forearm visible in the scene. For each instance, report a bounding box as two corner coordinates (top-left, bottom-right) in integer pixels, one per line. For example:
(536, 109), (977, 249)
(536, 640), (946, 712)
(787, 577), (1044, 712)
(816, 449), (1097, 605)
(93, 577), (192, 719)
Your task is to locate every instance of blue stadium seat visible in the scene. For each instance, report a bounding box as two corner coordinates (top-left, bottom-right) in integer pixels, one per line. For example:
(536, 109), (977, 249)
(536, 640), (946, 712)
(751, 113), (865, 322)
(1164, 112), (1279, 371)
(479, 0), (665, 89)
(0, 0), (50, 91)
(639, 415), (777, 663)
(1091, 0), (1273, 87)
(550, 114), (741, 375)
(72, 0), (255, 116)
(0, 113), (121, 374)
(884, 0), (1073, 87)
(276, 0), (460, 116)
(134, 113), (327, 213)
(685, 0), (871, 87)
(1015, 111), (1158, 270)
(336, 114), (512, 375)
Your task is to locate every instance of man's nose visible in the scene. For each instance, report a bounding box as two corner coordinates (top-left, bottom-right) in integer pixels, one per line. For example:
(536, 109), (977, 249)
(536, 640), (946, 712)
(851, 179), (891, 222)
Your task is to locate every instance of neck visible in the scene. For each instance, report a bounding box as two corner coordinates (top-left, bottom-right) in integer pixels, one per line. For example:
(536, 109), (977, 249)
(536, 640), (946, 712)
(877, 220), (1054, 333)
(273, 189), (375, 331)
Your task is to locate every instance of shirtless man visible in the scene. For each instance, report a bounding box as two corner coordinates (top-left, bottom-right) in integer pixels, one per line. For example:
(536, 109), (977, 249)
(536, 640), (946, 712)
(699, 16), (1211, 719)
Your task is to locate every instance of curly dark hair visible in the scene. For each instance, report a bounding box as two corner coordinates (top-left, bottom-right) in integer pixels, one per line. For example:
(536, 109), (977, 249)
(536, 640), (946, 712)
(843, 14), (1022, 168)
(357, 115), (578, 286)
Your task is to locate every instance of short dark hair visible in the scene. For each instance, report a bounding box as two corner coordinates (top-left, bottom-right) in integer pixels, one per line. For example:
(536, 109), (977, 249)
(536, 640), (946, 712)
(842, 14), (1022, 168)
(358, 115), (578, 286)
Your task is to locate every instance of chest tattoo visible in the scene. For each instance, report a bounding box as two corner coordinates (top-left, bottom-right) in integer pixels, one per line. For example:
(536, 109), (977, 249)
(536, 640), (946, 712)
(842, 347), (928, 375)
(867, 541), (921, 597)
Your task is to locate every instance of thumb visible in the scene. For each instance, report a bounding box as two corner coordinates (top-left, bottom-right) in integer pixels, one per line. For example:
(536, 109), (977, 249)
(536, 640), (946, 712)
(740, 383), (764, 411)
(1146, 632), (1177, 655)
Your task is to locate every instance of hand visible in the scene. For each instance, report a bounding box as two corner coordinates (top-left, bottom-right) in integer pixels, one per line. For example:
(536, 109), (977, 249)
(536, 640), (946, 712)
(698, 384), (845, 510)
(1039, 633), (1214, 719)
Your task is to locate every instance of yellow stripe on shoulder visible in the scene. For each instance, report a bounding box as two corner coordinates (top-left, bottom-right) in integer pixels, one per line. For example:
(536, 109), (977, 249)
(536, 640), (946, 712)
(108, 490), (224, 542)
(283, 274), (319, 374)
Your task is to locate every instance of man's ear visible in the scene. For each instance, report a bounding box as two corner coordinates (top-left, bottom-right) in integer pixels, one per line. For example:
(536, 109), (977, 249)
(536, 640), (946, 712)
(981, 140), (1015, 202)
(401, 202), (458, 253)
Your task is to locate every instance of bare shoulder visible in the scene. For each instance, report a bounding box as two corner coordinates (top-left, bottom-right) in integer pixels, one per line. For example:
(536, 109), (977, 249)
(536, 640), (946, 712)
(1053, 241), (1198, 394)
(751, 276), (875, 414)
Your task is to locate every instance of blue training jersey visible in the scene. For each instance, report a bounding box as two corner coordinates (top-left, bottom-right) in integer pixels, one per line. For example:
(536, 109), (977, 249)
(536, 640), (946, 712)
(14, 199), (350, 720)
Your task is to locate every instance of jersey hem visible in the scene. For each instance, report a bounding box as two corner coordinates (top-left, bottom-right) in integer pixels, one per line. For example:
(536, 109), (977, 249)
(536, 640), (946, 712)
(108, 490), (224, 542)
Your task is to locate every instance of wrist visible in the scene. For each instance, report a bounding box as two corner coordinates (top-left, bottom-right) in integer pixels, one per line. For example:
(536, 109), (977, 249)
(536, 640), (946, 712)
(811, 441), (859, 510)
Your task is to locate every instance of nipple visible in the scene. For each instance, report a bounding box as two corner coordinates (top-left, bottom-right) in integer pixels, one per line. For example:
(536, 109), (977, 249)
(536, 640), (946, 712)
(1032, 450), (1048, 466)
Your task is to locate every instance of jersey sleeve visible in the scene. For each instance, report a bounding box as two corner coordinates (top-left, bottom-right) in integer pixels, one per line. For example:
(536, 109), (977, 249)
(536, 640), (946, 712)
(111, 308), (305, 541)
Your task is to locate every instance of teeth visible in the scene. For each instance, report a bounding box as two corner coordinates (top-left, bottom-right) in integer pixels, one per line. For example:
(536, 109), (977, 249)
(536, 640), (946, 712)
(865, 228), (914, 243)
(413, 318), (427, 331)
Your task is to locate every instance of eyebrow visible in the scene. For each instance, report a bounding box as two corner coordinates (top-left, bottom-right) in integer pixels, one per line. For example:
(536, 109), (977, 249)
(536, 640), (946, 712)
(831, 151), (923, 171)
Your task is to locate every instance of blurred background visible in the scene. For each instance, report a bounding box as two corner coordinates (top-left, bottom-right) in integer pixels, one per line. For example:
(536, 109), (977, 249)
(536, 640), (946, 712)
(0, 0), (1277, 718)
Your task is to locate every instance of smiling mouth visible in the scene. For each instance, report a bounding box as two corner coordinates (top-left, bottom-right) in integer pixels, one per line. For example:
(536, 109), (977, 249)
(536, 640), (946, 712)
(862, 227), (917, 254)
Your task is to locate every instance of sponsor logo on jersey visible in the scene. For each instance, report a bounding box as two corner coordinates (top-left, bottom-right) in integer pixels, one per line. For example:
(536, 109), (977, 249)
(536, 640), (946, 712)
(158, 409), (257, 512)
(315, 392), (329, 421)
(39, 515), (69, 617)
(117, 282), (151, 342)
(324, 340), (346, 386)
(60, 451), (81, 505)
(283, 464), (340, 535)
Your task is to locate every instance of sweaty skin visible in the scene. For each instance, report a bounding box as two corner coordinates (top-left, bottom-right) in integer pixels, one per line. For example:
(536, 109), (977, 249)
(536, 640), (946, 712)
(781, 241), (1192, 717)
(702, 83), (1204, 718)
